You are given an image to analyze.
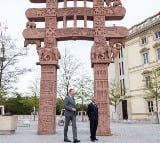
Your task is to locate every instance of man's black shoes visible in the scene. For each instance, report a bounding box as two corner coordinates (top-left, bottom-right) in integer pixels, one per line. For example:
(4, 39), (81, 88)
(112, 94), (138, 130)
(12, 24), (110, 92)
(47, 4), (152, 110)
(73, 139), (80, 143)
(91, 138), (98, 142)
(64, 139), (72, 142)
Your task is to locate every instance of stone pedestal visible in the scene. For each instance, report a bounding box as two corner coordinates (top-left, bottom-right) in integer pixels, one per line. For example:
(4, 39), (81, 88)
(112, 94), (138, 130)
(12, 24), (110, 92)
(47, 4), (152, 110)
(0, 115), (18, 134)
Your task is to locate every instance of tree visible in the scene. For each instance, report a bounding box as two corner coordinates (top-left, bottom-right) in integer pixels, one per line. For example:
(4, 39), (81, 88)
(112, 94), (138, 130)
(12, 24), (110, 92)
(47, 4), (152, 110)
(76, 74), (93, 108)
(27, 76), (40, 120)
(144, 67), (160, 124)
(75, 74), (93, 121)
(27, 76), (40, 111)
(109, 80), (129, 112)
(57, 49), (84, 99)
(56, 98), (64, 115)
(57, 48), (94, 121)
(2, 90), (40, 115)
(0, 22), (31, 96)
(4, 92), (38, 115)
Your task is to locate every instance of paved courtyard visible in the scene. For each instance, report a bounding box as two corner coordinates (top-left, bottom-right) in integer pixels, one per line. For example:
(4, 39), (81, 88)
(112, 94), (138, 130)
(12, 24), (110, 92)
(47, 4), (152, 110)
(0, 120), (160, 143)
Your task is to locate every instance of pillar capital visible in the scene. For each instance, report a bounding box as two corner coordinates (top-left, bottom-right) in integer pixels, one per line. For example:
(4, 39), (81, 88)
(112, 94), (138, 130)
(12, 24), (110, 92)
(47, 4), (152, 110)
(36, 46), (61, 67)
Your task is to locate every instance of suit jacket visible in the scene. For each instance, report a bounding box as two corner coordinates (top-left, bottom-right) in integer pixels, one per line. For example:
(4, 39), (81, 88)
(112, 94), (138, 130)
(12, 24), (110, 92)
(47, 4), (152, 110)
(64, 95), (76, 117)
(87, 102), (98, 121)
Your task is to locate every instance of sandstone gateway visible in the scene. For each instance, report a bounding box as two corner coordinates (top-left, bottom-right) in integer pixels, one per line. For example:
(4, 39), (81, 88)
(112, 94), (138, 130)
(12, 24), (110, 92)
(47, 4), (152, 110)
(23, 0), (128, 135)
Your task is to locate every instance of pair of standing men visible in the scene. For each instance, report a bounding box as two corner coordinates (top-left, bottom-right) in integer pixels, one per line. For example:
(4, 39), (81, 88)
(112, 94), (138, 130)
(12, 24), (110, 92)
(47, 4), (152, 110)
(64, 89), (98, 142)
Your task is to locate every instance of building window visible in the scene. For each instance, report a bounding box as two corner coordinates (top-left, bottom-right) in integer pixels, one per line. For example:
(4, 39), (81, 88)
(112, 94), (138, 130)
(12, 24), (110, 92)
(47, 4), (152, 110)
(122, 62), (124, 75)
(119, 47), (123, 59)
(145, 76), (151, 87)
(121, 47), (123, 58)
(157, 48), (160, 60)
(143, 52), (149, 64)
(140, 37), (147, 45)
(119, 63), (121, 75)
(120, 79), (122, 95)
(122, 79), (125, 94)
(155, 31), (160, 39)
(148, 101), (154, 112)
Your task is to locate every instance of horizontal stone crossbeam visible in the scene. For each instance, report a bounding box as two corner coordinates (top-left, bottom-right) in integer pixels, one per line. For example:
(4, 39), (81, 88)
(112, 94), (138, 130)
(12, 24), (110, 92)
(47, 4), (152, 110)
(23, 27), (128, 41)
(25, 7), (126, 21)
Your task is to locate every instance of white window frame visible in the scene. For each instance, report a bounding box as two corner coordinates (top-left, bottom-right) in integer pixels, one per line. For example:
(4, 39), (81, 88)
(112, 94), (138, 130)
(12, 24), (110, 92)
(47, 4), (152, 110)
(140, 37), (147, 45)
(157, 48), (160, 60)
(154, 31), (160, 40)
(143, 52), (149, 64)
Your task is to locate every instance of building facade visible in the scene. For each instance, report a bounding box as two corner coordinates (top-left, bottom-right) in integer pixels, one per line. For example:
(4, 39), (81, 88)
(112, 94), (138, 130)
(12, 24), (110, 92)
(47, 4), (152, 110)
(115, 12), (160, 120)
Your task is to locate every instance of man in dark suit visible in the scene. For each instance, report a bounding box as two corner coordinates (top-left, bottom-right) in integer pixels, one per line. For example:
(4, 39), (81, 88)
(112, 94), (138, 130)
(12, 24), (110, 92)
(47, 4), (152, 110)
(87, 97), (98, 142)
(64, 89), (80, 143)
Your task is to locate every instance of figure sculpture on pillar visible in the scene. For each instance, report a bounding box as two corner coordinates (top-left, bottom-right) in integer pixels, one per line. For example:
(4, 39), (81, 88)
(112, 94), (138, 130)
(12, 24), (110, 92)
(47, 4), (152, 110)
(26, 21), (36, 29)
(37, 46), (61, 62)
(106, 0), (122, 7)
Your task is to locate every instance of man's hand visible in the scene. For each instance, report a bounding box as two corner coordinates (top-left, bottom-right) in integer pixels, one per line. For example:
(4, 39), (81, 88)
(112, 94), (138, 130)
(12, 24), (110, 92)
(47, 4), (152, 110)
(72, 108), (76, 111)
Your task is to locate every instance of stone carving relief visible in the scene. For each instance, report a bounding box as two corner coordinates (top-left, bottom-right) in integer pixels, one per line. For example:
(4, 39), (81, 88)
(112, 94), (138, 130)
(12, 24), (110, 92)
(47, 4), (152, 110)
(95, 28), (105, 36)
(91, 41), (122, 62)
(45, 8), (56, 16)
(94, 0), (104, 7)
(46, 0), (56, 3)
(24, 39), (41, 48)
(56, 8), (94, 19)
(45, 17), (57, 28)
(109, 38), (125, 47)
(44, 37), (56, 48)
(94, 36), (106, 44)
(46, 0), (56, 8)
(46, 27), (56, 37)
(91, 45), (108, 60)
(26, 21), (36, 29)
(94, 16), (105, 28)
(56, 28), (94, 39)
(25, 8), (45, 18)
(106, 0), (122, 7)
(94, 7), (105, 15)
(37, 47), (61, 62)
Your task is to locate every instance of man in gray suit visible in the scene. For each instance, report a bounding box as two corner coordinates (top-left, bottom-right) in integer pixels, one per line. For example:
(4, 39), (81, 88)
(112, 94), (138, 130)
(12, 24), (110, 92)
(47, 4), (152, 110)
(64, 89), (80, 143)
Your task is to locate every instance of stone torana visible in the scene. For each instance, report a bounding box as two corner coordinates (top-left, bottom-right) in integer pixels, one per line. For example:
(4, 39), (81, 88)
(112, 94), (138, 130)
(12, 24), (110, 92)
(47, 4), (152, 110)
(23, 0), (128, 135)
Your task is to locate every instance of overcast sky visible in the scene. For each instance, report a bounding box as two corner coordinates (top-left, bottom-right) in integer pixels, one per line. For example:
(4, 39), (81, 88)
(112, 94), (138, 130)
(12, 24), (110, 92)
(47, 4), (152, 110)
(0, 0), (160, 94)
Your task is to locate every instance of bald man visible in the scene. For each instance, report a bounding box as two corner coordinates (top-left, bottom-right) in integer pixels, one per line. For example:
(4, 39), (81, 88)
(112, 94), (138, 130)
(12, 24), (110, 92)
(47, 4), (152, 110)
(87, 97), (98, 142)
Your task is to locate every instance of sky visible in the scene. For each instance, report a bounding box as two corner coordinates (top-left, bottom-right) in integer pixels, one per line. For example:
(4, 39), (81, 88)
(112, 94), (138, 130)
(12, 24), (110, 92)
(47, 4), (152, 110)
(0, 0), (160, 94)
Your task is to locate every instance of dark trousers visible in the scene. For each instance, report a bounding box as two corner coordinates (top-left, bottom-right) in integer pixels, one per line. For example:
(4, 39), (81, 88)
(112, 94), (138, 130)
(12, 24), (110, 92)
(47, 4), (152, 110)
(64, 115), (77, 140)
(89, 119), (98, 140)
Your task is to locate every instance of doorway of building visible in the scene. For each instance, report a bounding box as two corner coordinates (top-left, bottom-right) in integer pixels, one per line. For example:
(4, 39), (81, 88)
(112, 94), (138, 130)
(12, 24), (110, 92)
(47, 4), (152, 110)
(122, 100), (128, 120)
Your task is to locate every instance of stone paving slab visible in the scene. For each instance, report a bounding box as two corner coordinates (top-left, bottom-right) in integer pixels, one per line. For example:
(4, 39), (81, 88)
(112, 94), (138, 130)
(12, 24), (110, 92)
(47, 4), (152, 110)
(0, 121), (160, 143)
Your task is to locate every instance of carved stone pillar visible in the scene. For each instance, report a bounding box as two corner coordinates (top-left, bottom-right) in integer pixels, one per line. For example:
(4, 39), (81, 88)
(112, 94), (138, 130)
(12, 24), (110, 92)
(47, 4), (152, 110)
(38, 65), (57, 134)
(92, 0), (111, 135)
(93, 64), (111, 135)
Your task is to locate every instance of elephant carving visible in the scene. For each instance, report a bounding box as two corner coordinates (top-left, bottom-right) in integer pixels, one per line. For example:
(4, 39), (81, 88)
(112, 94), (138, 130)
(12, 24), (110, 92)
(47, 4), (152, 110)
(113, 0), (122, 7)
(37, 47), (61, 62)
(91, 46), (107, 60)
(26, 21), (36, 29)
(106, 0), (122, 7)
